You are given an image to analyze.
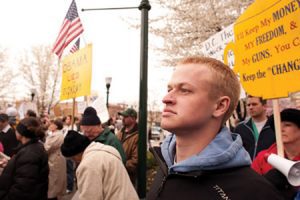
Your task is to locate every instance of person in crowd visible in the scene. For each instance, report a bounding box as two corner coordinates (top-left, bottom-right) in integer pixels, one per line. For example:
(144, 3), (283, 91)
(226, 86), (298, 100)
(252, 108), (300, 199)
(103, 117), (116, 134)
(147, 56), (284, 200)
(63, 115), (78, 135)
(115, 117), (123, 132)
(234, 95), (276, 160)
(45, 119), (67, 200)
(80, 107), (126, 163)
(40, 113), (51, 132)
(74, 116), (81, 132)
(0, 113), (19, 157)
(61, 130), (139, 200)
(25, 109), (37, 118)
(62, 114), (77, 194)
(5, 105), (18, 129)
(117, 108), (139, 185)
(0, 117), (49, 200)
(0, 142), (3, 153)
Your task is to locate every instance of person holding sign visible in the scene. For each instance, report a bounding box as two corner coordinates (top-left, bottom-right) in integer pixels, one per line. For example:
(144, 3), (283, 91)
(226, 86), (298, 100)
(252, 108), (300, 199)
(234, 95), (276, 160)
(147, 56), (284, 200)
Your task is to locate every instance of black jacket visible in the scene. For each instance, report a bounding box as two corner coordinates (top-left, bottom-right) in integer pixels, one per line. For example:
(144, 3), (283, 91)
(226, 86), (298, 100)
(234, 118), (275, 160)
(0, 127), (19, 157)
(0, 139), (49, 200)
(147, 147), (284, 200)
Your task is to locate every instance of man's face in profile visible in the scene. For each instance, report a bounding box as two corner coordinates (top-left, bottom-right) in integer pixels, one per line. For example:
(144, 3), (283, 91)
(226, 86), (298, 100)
(81, 125), (100, 140)
(161, 64), (216, 134)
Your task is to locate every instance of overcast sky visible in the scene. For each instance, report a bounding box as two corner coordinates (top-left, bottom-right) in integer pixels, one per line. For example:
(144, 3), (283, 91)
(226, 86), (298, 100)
(0, 0), (173, 107)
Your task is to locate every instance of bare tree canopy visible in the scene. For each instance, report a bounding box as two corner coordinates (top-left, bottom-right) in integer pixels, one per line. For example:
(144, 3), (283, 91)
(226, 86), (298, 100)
(0, 47), (15, 100)
(19, 45), (59, 113)
(150, 0), (254, 66)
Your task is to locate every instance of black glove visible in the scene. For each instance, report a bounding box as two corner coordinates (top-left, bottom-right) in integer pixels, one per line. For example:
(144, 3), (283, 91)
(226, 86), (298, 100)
(264, 169), (297, 199)
(264, 168), (289, 189)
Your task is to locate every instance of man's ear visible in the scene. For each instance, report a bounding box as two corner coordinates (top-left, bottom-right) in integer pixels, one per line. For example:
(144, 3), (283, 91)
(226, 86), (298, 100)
(212, 96), (230, 118)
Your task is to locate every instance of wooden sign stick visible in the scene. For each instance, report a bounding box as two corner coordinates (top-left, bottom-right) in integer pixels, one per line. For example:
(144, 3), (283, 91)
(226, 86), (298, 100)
(272, 99), (284, 157)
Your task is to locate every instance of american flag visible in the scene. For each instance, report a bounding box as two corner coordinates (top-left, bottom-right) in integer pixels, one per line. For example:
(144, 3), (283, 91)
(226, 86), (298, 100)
(70, 38), (80, 53)
(52, 0), (84, 58)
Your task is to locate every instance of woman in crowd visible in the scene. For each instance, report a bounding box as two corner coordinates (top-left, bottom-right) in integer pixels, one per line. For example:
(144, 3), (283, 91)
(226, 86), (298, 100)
(252, 108), (300, 199)
(45, 119), (67, 200)
(0, 117), (49, 200)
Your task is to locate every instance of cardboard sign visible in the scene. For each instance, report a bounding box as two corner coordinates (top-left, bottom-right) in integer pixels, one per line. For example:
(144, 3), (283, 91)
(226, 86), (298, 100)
(60, 44), (92, 100)
(224, 0), (300, 99)
(200, 24), (234, 67)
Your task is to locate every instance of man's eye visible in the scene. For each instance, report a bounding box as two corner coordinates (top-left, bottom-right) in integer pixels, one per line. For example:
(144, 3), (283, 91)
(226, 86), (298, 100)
(180, 88), (190, 93)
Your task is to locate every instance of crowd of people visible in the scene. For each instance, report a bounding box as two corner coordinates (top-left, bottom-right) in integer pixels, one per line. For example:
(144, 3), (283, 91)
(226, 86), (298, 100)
(0, 106), (140, 200)
(0, 56), (299, 200)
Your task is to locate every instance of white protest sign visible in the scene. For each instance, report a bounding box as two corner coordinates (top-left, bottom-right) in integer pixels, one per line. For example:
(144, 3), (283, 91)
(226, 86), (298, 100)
(91, 95), (109, 123)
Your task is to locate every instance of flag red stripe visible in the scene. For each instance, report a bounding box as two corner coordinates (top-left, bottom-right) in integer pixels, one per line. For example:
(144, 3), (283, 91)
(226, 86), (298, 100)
(52, 0), (84, 58)
(52, 22), (71, 54)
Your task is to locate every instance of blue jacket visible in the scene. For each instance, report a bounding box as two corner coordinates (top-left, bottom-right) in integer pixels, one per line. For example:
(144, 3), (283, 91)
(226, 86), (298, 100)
(147, 127), (284, 200)
(161, 127), (251, 172)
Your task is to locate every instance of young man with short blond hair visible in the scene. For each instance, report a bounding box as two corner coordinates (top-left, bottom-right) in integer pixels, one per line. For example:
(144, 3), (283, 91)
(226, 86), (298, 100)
(147, 56), (284, 200)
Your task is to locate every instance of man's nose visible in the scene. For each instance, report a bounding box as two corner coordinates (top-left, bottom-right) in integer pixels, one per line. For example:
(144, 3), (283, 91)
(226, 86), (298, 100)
(162, 92), (176, 105)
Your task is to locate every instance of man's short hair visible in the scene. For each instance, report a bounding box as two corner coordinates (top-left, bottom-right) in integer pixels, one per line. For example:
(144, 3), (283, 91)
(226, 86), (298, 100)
(26, 109), (37, 117)
(247, 95), (267, 105)
(178, 56), (240, 122)
(0, 113), (9, 122)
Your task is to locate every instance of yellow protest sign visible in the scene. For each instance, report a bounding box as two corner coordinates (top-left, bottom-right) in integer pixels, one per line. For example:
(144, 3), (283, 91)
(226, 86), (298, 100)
(224, 0), (300, 99)
(60, 44), (92, 100)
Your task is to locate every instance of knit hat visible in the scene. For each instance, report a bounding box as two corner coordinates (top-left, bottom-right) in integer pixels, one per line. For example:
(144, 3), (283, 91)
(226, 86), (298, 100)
(61, 130), (91, 157)
(118, 108), (137, 118)
(80, 107), (101, 126)
(269, 108), (300, 131)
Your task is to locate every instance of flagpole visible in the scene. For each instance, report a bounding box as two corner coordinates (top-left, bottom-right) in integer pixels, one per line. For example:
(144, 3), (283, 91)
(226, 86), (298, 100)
(48, 58), (61, 114)
(81, 2), (151, 198)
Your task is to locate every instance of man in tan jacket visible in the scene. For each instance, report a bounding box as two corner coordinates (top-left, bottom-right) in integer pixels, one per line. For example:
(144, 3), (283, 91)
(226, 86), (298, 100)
(117, 108), (139, 185)
(61, 130), (138, 200)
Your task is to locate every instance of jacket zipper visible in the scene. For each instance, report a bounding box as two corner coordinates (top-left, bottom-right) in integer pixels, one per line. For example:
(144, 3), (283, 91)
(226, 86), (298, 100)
(245, 121), (270, 160)
(244, 122), (258, 160)
(157, 175), (167, 197)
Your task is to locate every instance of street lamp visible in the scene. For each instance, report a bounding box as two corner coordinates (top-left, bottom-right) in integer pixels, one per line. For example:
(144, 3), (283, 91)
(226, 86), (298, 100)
(105, 77), (112, 108)
(30, 88), (37, 102)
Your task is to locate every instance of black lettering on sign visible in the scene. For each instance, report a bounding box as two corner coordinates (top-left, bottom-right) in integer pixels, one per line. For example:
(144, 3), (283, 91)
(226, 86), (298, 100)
(293, 36), (300, 46)
(252, 49), (271, 63)
(242, 73), (256, 82)
(272, 0), (300, 22)
(271, 58), (300, 75)
(255, 25), (285, 46)
(260, 18), (272, 28)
